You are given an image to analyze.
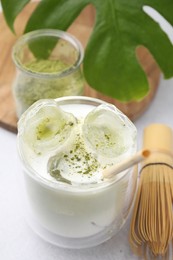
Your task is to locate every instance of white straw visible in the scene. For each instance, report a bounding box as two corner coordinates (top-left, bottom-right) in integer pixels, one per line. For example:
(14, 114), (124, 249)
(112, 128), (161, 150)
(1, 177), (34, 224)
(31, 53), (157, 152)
(103, 149), (151, 179)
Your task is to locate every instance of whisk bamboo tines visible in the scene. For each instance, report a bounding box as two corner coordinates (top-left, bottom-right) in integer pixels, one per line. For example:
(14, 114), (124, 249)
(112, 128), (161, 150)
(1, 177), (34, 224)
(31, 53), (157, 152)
(129, 124), (173, 258)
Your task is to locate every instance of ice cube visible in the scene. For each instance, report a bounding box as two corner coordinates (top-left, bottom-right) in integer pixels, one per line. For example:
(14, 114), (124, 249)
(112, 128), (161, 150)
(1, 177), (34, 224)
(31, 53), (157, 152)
(82, 104), (137, 163)
(18, 99), (77, 155)
(47, 133), (103, 185)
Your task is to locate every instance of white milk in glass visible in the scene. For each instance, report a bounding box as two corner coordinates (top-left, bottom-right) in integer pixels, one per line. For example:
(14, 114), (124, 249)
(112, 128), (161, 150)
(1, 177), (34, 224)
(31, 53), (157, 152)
(17, 96), (137, 248)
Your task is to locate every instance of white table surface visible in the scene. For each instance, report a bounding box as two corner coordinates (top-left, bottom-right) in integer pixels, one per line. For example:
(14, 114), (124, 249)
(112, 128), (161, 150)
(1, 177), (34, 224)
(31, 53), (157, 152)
(0, 77), (173, 260)
(1, 4), (173, 260)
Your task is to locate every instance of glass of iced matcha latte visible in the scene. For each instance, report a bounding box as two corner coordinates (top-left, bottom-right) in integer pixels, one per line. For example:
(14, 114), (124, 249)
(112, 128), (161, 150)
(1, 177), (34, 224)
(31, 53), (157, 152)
(17, 96), (137, 248)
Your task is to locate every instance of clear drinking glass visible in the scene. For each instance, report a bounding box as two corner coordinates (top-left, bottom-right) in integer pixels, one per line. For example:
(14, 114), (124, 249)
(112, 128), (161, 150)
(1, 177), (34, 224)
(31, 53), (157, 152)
(12, 29), (84, 117)
(17, 96), (138, 249)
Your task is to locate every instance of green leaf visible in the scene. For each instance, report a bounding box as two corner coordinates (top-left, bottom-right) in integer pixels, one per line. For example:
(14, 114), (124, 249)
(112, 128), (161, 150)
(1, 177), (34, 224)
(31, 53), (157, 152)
(10, 0), (173, 100)
(1, 0), (30, 32)
(23, 0), (91, 59)
(24, 0), (90, 32)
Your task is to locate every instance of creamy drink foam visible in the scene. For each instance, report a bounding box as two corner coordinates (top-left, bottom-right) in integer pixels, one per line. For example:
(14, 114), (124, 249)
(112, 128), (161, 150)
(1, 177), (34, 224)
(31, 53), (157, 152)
(17, 96), (137, 248)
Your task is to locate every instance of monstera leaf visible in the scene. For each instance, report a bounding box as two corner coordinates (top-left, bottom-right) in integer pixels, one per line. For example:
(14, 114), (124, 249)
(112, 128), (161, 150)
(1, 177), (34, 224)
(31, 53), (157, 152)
(2, 0), (173, 101)
(1, 0), (30, 32)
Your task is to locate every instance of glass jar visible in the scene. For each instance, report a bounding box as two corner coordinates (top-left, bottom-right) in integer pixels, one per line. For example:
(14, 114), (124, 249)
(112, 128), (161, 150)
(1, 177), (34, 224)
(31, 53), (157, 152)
(12, 29), (84, 117)
(17, 96), (138, 249)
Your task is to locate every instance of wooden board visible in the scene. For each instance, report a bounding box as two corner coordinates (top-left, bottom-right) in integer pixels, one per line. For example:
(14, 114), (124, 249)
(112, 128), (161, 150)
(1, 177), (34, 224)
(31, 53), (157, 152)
(0, 3), (160, 133)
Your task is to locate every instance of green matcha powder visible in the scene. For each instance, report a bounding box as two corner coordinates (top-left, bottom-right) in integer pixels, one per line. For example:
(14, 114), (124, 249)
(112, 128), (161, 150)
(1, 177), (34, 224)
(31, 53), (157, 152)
(14, 59), (84, 116)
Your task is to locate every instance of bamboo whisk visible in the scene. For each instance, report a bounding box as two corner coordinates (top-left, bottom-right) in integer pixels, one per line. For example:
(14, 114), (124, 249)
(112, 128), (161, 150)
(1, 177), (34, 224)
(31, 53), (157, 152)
(130, 124), (173, 257)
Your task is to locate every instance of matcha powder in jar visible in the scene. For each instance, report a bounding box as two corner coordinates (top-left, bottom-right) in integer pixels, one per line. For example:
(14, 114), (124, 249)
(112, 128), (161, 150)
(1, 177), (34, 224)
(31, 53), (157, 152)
(12, 29), (84, 117)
